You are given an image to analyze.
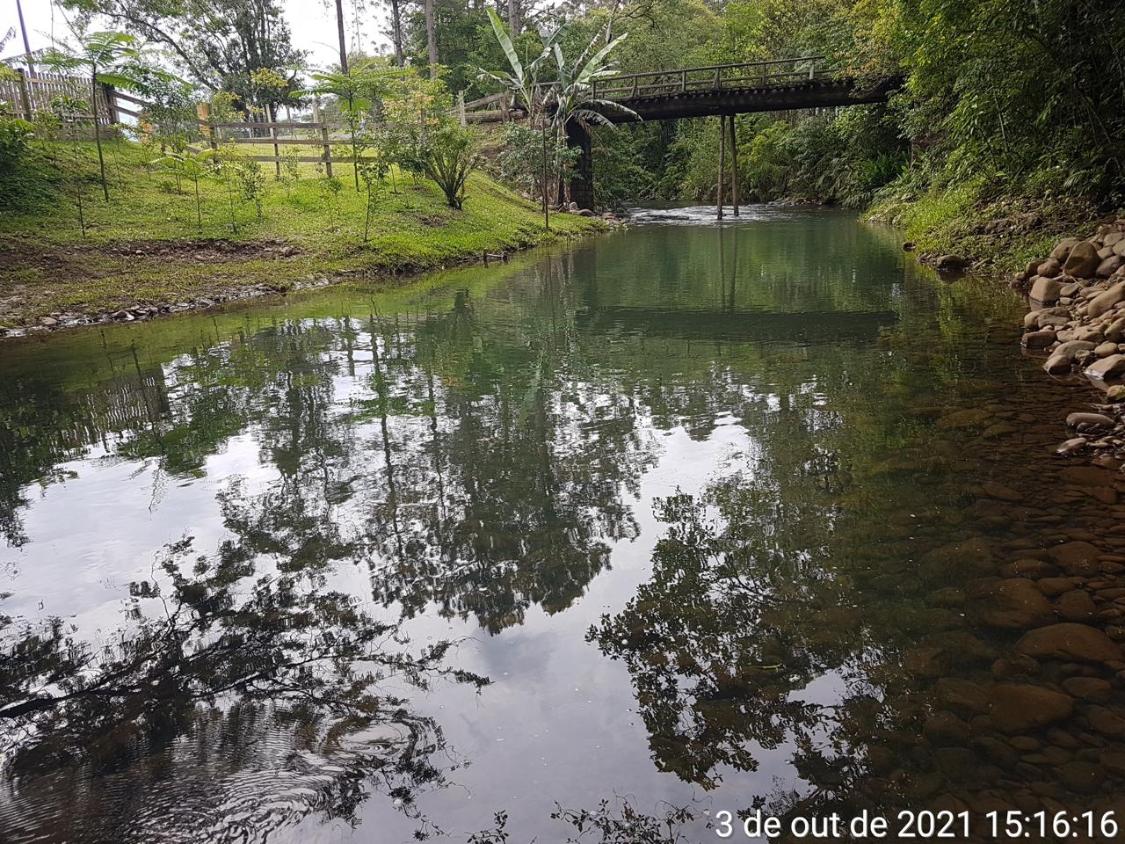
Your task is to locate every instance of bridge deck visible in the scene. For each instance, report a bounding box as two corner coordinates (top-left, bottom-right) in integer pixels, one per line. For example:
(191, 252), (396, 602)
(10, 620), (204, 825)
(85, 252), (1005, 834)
(465, 56), (901, 124)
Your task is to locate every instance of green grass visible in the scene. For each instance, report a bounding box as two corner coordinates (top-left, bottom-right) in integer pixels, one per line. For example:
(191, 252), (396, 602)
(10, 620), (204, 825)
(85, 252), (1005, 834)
(867, 173), (1109, 273)
(0, 140), (597, 327)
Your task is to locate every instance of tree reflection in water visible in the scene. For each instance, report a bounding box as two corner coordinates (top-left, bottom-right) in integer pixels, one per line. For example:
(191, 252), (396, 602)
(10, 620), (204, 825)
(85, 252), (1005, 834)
(0, 535), (485, 842)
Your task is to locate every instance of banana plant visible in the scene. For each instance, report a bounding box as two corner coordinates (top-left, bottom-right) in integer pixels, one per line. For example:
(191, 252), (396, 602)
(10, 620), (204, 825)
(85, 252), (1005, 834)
(478, 8), (562, 126)
(42, 31), (142, 202)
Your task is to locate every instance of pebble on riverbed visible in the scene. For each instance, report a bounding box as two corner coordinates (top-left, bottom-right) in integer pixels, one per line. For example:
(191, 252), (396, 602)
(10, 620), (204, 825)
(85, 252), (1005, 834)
(1015, 221), (1125, 463)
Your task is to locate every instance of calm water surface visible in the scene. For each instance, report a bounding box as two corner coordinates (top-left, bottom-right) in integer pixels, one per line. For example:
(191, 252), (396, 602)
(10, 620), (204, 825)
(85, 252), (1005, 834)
(2, 207), (1124, 843)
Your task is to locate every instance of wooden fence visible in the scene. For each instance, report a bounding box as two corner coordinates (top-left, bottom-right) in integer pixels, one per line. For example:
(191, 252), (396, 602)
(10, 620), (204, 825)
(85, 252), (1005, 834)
(0, 68), (121, 124)
(191, 102), (389, 177)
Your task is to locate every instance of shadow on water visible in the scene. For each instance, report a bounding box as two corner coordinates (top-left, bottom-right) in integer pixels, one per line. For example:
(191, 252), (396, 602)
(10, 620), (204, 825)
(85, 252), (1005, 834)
(2, 207), (1124, 841)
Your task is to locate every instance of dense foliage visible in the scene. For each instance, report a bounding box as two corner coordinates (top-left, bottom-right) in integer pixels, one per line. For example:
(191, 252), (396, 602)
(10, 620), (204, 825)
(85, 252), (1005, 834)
(22, 0), (1125, 241)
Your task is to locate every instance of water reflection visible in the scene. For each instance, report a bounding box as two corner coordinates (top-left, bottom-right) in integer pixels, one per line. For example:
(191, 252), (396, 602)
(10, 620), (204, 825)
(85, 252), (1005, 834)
(5, 210), (1122, 841)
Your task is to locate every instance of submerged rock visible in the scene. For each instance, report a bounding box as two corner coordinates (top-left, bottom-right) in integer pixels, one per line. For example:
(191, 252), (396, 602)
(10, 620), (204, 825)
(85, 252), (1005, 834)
(1015, 623), (1123, 664)
(989, 683), (1074, 733)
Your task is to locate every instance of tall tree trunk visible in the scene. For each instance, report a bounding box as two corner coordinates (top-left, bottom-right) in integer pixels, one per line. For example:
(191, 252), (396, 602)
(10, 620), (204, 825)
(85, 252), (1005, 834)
(16, 0), (34, 75)
(389, 0), (405, 66)
(91, 67), (109, 202)
(334, 0), (349, 73)
(508, 0), (521, 36)
(425, 0), (438, 78)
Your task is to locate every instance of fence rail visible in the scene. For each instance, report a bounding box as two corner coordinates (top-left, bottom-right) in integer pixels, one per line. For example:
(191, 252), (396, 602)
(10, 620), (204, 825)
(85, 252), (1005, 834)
(591, 56), (825, 100)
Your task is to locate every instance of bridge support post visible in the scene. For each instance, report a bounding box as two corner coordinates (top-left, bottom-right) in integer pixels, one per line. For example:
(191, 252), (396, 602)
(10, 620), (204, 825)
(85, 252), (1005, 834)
(717, 116), (726, 220)
(566, 120), (594, 211)
(727, 114), (739, 216)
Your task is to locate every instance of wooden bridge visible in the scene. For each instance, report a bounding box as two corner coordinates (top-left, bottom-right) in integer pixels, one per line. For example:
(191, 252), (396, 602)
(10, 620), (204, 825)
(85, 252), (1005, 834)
(465, 56), (902, 210)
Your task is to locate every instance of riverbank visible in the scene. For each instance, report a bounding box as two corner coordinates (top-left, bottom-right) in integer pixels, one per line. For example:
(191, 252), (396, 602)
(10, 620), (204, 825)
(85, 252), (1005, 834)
(0, 141), (602, 338)
(1012, 223), (1125, 462)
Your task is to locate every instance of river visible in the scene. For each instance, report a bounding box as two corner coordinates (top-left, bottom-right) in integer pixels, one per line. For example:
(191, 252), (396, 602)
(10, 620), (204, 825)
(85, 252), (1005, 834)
(2, 207), (1124, 843)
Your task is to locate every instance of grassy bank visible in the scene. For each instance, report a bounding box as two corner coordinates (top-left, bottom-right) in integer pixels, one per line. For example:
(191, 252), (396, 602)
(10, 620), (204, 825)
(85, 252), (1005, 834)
(866, 175), (1115, 274)
(0, 140), (598, 331)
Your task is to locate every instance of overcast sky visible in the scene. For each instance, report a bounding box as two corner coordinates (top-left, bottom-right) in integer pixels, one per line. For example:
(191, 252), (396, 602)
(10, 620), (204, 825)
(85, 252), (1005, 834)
(2, 0), (390, 72)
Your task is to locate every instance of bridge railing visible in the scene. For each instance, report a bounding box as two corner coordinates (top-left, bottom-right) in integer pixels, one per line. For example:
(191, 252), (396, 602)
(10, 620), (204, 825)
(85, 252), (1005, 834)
(592, 56), (826, 100)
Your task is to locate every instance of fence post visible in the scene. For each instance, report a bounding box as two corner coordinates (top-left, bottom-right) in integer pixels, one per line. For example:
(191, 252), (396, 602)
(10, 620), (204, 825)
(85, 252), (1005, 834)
(458, 91), (466, 127)
(15, 68), (32, 120)
(103, 83), (119, 124)
(313, 101), (333, 178)
(197, 102), (217, 152)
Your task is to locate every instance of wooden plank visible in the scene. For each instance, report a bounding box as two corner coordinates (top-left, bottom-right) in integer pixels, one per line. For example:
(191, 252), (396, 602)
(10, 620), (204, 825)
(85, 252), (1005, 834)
(207, 120), (323, 130)
(224, 136), (350, 146)
(112, 90), (151, 107)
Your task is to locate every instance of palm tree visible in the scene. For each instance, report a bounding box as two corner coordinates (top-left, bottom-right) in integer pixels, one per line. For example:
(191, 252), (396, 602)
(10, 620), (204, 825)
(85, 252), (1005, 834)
(42, 31), (141, 202)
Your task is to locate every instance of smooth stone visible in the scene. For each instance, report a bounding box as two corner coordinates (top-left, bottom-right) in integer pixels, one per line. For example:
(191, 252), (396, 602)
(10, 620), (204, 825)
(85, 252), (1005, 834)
(1022, 329), (1056, 349)
(924, 711), (972, 746)
(1088, 282), (1125, 318)
(1047, 541), (1102, 576)
(969, 578), (1054, 629)
(1030, 276), (1063, 303)
(1056, 760), (1103, 793)
(1056, 590), (1097, 622)
(1087, 354), (1125, 381)
(989, 684), (1074, 733)
(1096, 341), (1120, 357)
(1066, 412), (1115, 429)
(1063, 241), (1102, 278)
(1037, 259), (1061, 278)
(1062, 676), (1113, 703)
(1085, 705), (1125, 738)
(934, 677), (991, 715)
(1016, 623), (1123, 664)
(1051, 237), (1081, 262)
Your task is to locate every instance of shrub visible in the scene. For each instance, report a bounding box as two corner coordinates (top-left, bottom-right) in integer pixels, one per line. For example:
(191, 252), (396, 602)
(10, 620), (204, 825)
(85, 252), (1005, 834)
(422, 124), (478, 210)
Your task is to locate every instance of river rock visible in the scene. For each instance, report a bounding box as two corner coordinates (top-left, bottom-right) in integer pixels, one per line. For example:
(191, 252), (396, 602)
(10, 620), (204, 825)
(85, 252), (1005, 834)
(935, 254), (968, 272)
(924, 711), (972, 746)
(1086, 354), (1125, 381)
(969, 578), (1053, 629)
(1052, 237), (1081, 261)
(1045, 353), (1073, 374)
(1047, 541), (1102, 575)
(1056, 589), (1097, 621)
(1015, 623), (1123, 664)
(1064, 241), (1102, 278)
(1062, 676), (1112, 703)
(934, 677), (992, 714)
(1088, 283), (1125, 318)
(1021, 329), (1056, 349)
(1106, 317), (1125, 342)
(1066, 412), (1115, 430)
(1096, 341), (1120, 357)
(1098, 255), (1123, 278)
(1085, 705), (1125, 738)
(1030, 277), (1064, 303)
(1037, 259), (1062, 278)
(1056, 760), (1103, 793)
(989, 683), (1074, 733)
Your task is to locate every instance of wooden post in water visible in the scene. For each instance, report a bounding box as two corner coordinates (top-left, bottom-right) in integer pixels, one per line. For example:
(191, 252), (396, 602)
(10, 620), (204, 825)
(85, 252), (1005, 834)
(727, 114), (739, 217)
(716, 115), (726, 220)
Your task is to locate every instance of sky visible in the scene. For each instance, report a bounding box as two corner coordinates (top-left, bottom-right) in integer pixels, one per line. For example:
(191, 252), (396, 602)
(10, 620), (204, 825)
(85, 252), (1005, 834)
(1, 0), (391, 72)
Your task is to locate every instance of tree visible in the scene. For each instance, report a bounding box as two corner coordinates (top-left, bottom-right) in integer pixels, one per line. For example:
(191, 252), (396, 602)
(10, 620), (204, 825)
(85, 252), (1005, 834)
(424, 0), (438, 78)
(155, 147), (215, 231)
(312, 64), (404, 191)
(42, 31), (142, 202)
(63, 1), (305, 114)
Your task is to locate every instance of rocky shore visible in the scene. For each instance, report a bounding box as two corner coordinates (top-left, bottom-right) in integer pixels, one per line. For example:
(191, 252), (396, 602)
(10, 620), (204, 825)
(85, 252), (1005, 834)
(1012, 222), (1125, 463)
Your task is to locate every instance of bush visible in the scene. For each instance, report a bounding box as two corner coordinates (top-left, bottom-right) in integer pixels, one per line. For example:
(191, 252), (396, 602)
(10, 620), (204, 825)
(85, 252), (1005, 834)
(422, 124), (479, 210)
